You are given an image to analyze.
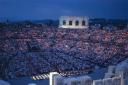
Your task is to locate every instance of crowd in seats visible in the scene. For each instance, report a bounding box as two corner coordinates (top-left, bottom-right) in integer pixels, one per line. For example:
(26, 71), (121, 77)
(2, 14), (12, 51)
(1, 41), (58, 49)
(7, 51), (94, 79)
(0, 27), (127, 79)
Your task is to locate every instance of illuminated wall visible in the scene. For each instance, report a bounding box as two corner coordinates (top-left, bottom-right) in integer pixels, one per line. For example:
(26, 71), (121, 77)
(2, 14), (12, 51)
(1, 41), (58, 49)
(59, 16), (89, 29)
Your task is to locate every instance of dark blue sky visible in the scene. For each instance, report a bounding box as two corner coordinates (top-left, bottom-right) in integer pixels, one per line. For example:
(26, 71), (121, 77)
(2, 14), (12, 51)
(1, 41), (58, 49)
(0, 0), (128, 21)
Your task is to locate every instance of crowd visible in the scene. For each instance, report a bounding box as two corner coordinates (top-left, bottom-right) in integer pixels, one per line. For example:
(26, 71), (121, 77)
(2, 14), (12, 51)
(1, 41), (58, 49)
(6, 51), (94, 79)
(0, 27), (127, 79)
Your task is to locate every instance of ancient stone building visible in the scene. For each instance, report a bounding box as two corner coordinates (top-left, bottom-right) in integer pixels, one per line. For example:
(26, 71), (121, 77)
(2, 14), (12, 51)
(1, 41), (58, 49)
(59, 16), (89, 29)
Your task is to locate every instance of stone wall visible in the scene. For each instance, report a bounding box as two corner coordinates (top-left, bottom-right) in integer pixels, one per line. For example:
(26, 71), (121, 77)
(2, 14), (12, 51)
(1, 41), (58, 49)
(51, 69), (128, 85)
(59, 16), (89, 29)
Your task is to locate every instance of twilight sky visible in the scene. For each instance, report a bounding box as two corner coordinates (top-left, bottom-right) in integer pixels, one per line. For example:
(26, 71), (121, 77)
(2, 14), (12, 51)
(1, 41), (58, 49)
(0, 0), (128, 21)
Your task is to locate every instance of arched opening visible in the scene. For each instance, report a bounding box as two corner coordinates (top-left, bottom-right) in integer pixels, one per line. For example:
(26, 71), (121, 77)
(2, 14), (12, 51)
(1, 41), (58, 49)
(82, 20), (86, 26)
(75, 20), (79, 26)
(69, 21), (72, 25)
(63, 20), (66, 25)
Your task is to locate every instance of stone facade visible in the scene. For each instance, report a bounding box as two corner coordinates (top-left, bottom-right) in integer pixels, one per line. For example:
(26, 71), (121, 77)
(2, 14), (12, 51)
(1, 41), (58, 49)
(50, 73), (122, 85)
(59, 16), (89, 29)
(50, 59), (128, 85)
